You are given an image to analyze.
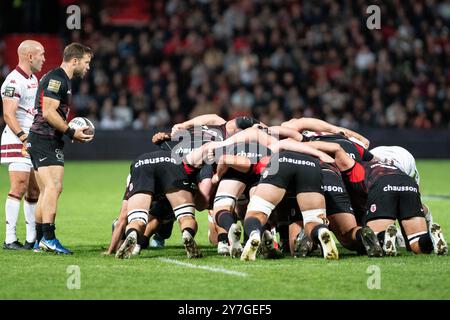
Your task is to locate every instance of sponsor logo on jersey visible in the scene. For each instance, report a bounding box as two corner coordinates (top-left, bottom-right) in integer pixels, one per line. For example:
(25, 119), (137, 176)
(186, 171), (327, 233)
(134, 157), (176, 168)
(3, 86), (15, 97)
(47, 79), (61, 93)
(279, 157), (316, 167)
(383, 184), (417, 192)
(370, 204), (377, 213)
(174, 147), (193, 155)
(321, 185), (344, 193)
(347, 152), (356, 159)
(235, 151), (262, 158)
(371, 163), (397, 170)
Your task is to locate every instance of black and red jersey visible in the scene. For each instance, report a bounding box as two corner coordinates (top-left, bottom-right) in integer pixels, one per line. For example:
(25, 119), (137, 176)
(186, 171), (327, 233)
(342, 160), (404, 214)
(30, 67), (71, 140)
(187, 124), (228, 142)
(308, 133), (373, 163)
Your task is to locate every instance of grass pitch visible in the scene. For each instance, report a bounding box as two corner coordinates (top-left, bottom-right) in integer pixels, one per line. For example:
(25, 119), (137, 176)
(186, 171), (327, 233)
(0, 160), (449, 300)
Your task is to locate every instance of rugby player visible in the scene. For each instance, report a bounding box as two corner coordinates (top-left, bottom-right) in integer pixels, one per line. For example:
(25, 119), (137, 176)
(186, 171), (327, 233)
(308, 141), (448, 256)
(1, 40), (45, 250)
(27, 43), (93, 254)
(239, 149), (339, 261)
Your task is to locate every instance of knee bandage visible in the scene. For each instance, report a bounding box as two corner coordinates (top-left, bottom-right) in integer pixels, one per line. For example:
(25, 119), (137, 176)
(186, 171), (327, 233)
(127, 209), (149, 225)
(407, 231), (428, 246)
(213, 193), (237, 210)
(302, 209), (327, 225)
(247, 196), (275, 216)
(173, 203), (195, 221)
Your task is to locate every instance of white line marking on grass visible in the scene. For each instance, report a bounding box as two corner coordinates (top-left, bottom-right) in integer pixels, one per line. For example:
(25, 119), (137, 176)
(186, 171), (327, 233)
(158, 258), (249, 277)
(422, 195), (450, 201)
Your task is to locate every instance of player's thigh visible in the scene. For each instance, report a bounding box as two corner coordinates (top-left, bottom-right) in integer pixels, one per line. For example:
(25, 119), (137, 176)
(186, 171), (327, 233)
(127, 193), (153, 212)
(165, 189), (195, 208)
(8, 169), (31, 192)
(214, 179), (246, 211)
(328, 213), (358, 236)
(296, 192), (325, 212)
(37, 165), (64, 191)
(216, 179), (246, 197)
(252, 183), (286, 207)
(400, 216), (427, 236)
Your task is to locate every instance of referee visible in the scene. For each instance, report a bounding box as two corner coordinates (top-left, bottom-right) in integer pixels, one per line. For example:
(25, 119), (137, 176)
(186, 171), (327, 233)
(28, 43), (94, 254)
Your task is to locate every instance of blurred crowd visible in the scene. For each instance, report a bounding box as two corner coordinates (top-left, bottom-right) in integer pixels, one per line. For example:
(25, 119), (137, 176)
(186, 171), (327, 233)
(1, 0), (450, 130)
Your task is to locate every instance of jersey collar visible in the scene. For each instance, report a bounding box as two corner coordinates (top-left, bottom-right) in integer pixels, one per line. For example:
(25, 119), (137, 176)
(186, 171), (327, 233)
(15, 66), (32, 79)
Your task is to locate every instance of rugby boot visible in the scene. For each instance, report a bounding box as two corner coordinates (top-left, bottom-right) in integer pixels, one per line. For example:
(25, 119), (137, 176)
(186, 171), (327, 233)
(318, 228), (339, 260)
(3, 240), (25, 250)
(228, 223), (243, 258)
(217, 240), (229, 256)
(383, 224), (398, 256)
(240, 231), (261, 261)
(360, 226), (383, 257)
(293, 230), (314, 258)
(39, 238), (73, 255)
(261, 230), (283, 259)
(115, 231), (137, 259)
(182, 230), (202, 258)
(430, 223), (448, 255)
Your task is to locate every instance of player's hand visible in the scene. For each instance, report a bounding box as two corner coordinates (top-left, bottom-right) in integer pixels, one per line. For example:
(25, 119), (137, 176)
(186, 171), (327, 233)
(101, 250), (113, 256)
(206, 142), (223, 163)
(319, 152), (335, 164)
(19, 134), (29, 157)
(152, 132), (171, 144)
(73, 126), (94, 143)
(211, 173), (220, 185)
(171, 123), (185, 136)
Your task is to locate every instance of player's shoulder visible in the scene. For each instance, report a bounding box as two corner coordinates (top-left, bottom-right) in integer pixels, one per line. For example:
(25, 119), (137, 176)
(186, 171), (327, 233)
(41, 67), (68, 83)
(1, 70), (26, 98)
(2, 69), (24, 86)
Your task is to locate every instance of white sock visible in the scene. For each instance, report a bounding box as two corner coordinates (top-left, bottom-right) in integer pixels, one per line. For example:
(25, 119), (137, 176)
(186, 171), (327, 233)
(24, 200), (37, 243)
(5, 197), (21, 244)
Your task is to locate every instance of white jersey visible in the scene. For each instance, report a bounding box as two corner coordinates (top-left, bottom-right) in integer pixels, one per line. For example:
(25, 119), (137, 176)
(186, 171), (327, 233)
(370, 146), (420, 185)
(1, 66), (39, 164)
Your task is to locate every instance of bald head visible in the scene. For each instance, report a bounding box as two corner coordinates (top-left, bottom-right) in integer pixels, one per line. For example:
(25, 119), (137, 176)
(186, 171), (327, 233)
(17, 40), (45, 73)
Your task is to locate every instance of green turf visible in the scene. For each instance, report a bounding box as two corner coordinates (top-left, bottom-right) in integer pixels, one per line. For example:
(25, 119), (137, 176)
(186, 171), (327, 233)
(0, 160), (449, 299)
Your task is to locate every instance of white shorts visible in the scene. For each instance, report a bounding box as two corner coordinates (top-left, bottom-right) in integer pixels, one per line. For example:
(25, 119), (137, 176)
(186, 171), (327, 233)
(1, 126), (32, 166)
(8, 162), (32, 172)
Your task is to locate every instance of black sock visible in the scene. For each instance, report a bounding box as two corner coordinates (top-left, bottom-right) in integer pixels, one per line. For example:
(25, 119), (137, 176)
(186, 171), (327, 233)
(139, 235), (150, 249)
(355, 228), (368, 255)
(218, 232), (228, 243)
(418, 233), (433, 254)
(182, 227), (196, 237)
(215, 210), (235, 232)
(157, 221), (174, 239)
(311, 224), (328, 245)
(35, 223), (44, 243)
(376, 231), (386, 247)
(42, 223), (56, 240)
(126, 228), (145, 245)
(243, 217), (262, 237)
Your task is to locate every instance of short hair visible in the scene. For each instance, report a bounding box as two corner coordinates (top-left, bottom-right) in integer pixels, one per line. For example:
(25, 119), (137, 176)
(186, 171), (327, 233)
(63, 43), (93, 62)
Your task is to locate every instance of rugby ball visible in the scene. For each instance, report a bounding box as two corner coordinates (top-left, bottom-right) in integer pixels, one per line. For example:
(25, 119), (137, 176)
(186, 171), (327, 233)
(68, 117), (95, 136)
